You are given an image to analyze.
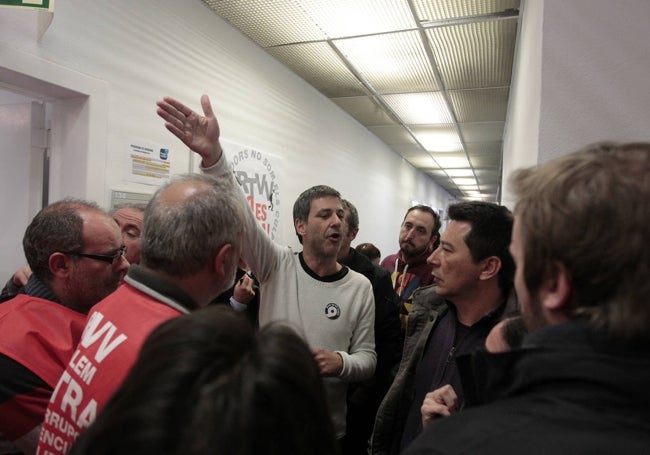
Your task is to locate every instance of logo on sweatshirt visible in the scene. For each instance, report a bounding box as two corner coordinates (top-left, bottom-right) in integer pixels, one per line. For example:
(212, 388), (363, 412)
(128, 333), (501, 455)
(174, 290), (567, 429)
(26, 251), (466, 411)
(325, 303), (340, 320)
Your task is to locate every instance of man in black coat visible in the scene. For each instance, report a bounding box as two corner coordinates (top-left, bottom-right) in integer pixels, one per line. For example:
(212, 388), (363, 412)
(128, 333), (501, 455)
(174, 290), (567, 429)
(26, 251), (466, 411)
(338, 199), (401, 455)
(404, 142), (650, 455)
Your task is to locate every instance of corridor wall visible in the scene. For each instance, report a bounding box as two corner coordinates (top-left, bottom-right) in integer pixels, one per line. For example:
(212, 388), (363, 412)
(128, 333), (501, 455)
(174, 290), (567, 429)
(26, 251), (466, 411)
(0, 0), (452, 265)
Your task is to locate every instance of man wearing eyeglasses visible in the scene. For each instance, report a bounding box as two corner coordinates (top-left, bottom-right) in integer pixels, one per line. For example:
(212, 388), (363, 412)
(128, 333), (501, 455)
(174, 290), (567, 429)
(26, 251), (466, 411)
(0, 205), (143, 305)
(0, 199), (128, 455)
(38, 174), (244, 455)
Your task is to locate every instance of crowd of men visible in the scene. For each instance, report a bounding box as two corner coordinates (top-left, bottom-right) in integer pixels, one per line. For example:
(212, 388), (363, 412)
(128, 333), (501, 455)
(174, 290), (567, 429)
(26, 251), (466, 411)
(0, 93), (648, 455)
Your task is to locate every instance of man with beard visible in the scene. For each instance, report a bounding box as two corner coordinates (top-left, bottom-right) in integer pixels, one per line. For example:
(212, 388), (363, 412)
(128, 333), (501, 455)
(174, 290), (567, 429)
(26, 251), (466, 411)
(371, 201), (517, 455)
(156, 94), (376, 444)
(0, 205), (144, 304)
(38, 175), (244, 455)
(404, 142), (650, 454)
(381, 206), (441, 331)
(0, 199), (128, 454)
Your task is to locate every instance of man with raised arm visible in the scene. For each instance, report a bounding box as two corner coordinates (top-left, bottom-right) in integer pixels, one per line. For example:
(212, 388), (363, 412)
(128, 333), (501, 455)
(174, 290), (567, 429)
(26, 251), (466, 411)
(156, 95), (376, 443)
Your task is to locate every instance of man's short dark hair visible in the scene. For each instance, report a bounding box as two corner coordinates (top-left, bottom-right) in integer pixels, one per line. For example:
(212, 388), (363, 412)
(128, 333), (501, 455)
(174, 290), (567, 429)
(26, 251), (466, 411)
(405, 205), (442, 247)
(292, 185), (341, 244)
(447, 201), (514, 294)
(23, 199), (102, 283)
(341, 199), (359, 232)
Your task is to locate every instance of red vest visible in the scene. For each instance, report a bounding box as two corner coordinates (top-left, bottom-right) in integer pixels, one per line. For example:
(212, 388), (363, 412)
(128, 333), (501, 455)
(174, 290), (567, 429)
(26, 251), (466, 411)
(37, 283), (182, 455)
(0, 295), (86, 441)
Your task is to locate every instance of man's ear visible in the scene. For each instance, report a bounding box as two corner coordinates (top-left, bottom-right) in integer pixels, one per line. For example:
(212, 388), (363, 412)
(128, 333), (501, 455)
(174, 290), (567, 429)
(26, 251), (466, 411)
(295, 218), (307, 238)
(213, 244), (234, 278)
(350, 227), (359, 241)
(538, 261), (572, 322)
(49, 252), (71, 278)
(427, 235), (438, 252)
(478, 256), (501, 281)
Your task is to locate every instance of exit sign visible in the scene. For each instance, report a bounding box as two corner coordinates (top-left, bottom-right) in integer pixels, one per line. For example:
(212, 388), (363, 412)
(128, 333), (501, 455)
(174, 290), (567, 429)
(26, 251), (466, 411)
(0, 0), (52, 11)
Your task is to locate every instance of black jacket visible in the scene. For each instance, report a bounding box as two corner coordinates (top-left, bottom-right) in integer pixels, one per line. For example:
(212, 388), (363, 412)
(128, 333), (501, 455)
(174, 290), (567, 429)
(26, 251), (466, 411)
(404, 320), (650, 454)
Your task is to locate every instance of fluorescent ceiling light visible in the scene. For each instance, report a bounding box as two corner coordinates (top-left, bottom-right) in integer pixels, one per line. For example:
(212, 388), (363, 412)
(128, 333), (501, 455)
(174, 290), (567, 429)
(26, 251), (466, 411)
(457, 184), (479, 191)
(431, 155), (471, 168)
(452, 177), (478, 186)
(384, 93), (453, 124)
(463, 193), (493, 200)
(445, 169), (475, 177)
(415, 132), (462, 152)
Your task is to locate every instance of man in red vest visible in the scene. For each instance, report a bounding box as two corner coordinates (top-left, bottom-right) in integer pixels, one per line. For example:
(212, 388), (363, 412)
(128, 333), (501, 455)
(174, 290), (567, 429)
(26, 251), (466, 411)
(38, 174), (244, 455)
(0, 199), (128, 454)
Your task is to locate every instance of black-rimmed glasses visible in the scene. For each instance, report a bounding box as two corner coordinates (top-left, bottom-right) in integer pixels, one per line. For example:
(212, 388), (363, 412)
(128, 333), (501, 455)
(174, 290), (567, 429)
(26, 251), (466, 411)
(64, 245), (127, 265)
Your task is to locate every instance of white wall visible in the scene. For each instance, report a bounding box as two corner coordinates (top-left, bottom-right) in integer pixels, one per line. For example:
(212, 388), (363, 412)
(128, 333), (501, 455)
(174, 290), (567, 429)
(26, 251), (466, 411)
(0, 0), (451, 260)
(538, 0), (650, 161)
(502, 0), (650, 206)
(500, 0), (543, 209)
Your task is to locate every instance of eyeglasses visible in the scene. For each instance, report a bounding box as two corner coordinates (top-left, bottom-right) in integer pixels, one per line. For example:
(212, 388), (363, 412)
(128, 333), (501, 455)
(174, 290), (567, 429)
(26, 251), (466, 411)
(64, 245), (127, 265)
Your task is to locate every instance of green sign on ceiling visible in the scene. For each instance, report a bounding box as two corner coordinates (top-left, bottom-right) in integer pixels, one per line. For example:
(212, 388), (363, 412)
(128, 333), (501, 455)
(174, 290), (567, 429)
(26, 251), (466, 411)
(0, 0), (52, 11)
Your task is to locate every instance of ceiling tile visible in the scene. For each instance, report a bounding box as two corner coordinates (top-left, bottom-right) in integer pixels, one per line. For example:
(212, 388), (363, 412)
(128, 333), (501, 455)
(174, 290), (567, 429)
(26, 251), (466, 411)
(459, 121), (505, 142)
(201, 0), (521, 202)
(295, 0), (416, 38)
(425, 20), (518, 90)
(331, 96), (397, 126)
(448, 87), (509, 122)
(429, 152), (471, 168)
(467, 144), (503, 168)
(413, 0), (520, 21)
(405, 152), (441, 168)
(367, 124), (419, 146)
(383, 92), (454, 124)
(333, 30), (442, 93)
(267, 42), (367, 97)
(203, 0), (327, 46)
(410, 124), (462, 152)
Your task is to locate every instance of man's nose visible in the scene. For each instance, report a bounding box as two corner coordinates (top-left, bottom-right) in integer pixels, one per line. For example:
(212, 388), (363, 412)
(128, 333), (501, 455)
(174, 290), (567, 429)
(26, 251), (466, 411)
(116, 254), (130, 272)
(427, 247), (440, 265)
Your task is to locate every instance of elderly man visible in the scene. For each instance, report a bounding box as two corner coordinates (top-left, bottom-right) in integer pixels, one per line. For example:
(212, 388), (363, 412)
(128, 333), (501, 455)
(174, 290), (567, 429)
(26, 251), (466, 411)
(112, 204), (146, 265)
(405, 142), (650, 454)
(156, 95), (376, 443)
(38, 175), (244, 455)
(0, 199), (128, 454)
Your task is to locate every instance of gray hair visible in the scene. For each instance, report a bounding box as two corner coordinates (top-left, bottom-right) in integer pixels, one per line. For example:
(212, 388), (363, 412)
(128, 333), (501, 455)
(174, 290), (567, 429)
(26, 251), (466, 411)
(141, 174), (243, 277)
(23, 198), (103, 283)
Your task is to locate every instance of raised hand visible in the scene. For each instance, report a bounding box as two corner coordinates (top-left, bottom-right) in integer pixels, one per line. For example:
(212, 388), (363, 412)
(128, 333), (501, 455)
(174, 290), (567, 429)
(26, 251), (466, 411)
(156, 94), (222, 167)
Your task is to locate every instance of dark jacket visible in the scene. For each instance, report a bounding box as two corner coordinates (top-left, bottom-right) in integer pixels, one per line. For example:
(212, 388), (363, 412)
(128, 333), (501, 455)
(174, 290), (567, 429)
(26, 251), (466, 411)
(404, 320), (650, 455)
(340, 248), (401, 453)
(371, 285), (518, 455)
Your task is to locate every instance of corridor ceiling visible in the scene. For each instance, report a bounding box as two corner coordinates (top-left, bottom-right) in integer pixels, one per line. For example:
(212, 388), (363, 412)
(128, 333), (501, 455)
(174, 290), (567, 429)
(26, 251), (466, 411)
(202, 0), (520, 201)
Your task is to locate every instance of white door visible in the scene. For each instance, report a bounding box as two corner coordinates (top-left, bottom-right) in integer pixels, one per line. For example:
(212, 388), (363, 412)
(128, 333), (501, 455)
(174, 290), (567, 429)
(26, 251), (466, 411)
(0, 101), (46, 281)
